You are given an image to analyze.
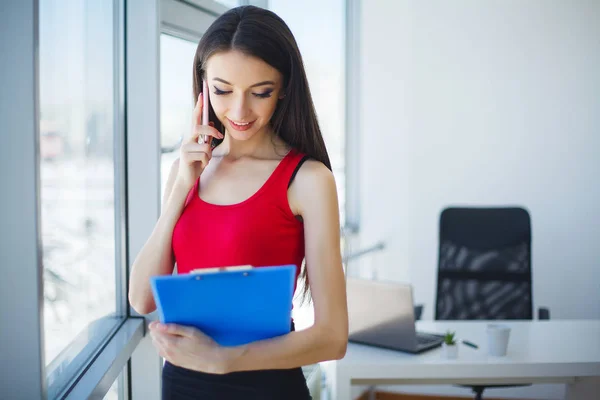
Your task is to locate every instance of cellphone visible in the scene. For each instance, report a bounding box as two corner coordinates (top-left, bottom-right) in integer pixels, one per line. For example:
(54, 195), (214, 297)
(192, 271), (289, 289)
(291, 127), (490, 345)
(199, 80), (210, 144)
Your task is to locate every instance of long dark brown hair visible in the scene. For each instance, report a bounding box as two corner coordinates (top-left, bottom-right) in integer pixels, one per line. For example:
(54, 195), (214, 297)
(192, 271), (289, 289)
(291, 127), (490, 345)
(192, 6), (332, 301)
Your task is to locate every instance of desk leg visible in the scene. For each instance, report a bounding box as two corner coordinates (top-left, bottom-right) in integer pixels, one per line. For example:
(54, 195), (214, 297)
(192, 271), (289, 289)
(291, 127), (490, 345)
(565, 377), (600, 400)
(330, 372), (352, 400)
(321, 361), (352, 400)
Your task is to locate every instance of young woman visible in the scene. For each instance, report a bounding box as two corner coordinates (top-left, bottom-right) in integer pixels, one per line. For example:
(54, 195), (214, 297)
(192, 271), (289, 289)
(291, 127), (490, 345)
(129, 5), (348, 399)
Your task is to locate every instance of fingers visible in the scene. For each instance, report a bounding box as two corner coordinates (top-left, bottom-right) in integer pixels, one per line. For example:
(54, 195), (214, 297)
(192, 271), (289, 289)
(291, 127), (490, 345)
(150, 322), (196, 338)
(191, 92), (222, 144)
(166, 323), (197, 337)
(202, 82), (210, 126)
(193, 92), (202, 126)
(188, 152), (210, 168)
(181, 141), (211, 155)
(191, 92), (204, 142)
(150, 331), (174, 360)
(182, 152), (210, 173)
(188, 124), (223, 146)
(193, 125), (223, 143)
(199, 121), (218, 144)
(181, 144), (211, 168)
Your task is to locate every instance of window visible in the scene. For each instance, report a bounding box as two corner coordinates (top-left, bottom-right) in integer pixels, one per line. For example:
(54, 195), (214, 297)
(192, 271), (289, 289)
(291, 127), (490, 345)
(160, 34), (199, 201)
(268, 0), (346, 327)
(103, 366), (127, 400)
(39, 0), (125, 396)
(213, 0), (240, 7)
(268, 0), (346, 222)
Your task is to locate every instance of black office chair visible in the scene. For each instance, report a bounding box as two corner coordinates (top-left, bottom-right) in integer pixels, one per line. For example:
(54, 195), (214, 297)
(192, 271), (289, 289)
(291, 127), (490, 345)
(435, 207), (550, 400)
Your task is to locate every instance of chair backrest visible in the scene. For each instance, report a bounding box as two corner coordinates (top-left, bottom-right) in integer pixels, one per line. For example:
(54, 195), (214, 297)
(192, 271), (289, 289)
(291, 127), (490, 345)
(435, 207), (533, 320)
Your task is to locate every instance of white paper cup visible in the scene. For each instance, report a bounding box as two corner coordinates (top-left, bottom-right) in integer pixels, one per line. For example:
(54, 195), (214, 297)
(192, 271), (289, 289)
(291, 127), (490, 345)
(486, 324), (511, 356)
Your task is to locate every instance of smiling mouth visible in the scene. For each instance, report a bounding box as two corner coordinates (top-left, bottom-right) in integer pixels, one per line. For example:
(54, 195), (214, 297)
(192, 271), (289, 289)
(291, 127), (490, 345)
(227, 118), (256, 131)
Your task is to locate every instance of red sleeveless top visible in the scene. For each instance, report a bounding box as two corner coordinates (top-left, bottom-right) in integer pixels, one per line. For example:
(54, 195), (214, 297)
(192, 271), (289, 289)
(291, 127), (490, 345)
(172, 149), (307, 292)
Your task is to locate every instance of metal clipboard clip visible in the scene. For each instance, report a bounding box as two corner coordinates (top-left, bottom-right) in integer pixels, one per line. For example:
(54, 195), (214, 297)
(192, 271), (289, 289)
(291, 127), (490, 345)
(190, 265), (253, 279)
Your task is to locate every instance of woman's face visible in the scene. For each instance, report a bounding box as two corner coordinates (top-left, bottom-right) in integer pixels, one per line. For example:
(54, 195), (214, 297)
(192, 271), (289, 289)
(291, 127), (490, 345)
(205, 50), (284, 141)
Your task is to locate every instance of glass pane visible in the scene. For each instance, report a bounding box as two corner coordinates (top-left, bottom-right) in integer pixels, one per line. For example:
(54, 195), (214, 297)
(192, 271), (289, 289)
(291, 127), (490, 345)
(214, 0), (240, 8)
(40, 0), (121, 395)
(269, 0), (345, 222)
(160, 34), (198, 202)
(269, 0), (345, 328)
(103, 366), (126, 400)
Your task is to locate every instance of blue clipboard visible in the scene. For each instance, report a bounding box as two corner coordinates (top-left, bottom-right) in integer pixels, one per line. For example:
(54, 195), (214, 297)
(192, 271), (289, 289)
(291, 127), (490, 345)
(150, 264), (296, 346)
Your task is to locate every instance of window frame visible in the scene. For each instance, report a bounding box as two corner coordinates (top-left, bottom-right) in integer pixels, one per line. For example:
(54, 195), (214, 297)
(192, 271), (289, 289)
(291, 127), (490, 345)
(161, 0), (225, 42)
(341, 0), (362, 271)
(344, 0), (360, 235)
(0, 1), (144, 399)
(126, 0), (163, 398)
(0, 1), (46, 398)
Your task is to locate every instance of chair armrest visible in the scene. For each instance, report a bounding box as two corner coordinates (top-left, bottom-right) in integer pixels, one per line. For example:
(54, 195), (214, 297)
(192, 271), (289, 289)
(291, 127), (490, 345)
(538, 307), (550, 320)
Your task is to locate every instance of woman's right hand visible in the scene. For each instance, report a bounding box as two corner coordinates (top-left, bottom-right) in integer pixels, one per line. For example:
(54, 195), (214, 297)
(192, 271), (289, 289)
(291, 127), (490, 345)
(176, 92), (224, 189)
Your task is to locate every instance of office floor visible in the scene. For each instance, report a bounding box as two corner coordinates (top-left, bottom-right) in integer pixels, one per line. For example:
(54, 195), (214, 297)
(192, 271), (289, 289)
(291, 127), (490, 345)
(357, 392), (516, 400)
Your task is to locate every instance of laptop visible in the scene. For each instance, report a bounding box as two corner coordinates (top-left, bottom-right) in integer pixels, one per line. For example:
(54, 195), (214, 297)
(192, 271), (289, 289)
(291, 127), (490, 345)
(347, 278), (444, 353)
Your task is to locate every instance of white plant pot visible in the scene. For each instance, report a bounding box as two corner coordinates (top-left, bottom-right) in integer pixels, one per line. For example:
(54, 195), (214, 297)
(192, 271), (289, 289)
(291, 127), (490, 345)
(442, 343), (458, 359)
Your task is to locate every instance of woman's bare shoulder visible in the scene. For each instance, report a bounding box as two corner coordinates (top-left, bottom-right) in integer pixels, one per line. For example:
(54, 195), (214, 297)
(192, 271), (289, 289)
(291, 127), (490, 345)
(288, 159), (337, 216)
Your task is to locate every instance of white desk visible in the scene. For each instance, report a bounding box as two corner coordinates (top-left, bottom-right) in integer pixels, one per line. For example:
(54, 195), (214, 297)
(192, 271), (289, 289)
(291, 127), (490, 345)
(322, 320), (600, 400)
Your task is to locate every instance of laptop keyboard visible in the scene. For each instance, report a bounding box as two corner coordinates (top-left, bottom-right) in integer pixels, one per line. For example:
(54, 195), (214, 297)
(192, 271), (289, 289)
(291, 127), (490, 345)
(416, 332), (443, 345)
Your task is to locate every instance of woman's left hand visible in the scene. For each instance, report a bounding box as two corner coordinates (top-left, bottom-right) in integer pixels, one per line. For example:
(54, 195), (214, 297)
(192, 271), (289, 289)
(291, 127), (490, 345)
(149, 321), (228, 374)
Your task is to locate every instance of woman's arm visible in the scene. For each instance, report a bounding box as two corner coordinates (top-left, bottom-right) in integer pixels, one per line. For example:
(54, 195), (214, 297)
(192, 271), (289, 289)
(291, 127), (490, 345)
(130, 90), (218, 315)
(222, 160), (348, 372)
(128, 158), (189, 315)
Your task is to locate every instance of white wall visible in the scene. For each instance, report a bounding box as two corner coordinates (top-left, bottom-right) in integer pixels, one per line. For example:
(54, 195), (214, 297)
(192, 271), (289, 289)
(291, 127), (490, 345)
(354, 0), (600, 398)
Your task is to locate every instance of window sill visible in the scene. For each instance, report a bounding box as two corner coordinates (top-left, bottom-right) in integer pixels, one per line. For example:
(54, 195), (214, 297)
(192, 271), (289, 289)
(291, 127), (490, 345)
(63, 317), (144, 400)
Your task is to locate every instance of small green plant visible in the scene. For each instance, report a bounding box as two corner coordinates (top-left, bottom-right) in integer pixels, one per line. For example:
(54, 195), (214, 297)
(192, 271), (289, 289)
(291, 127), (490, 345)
(444, 330), (456, 345)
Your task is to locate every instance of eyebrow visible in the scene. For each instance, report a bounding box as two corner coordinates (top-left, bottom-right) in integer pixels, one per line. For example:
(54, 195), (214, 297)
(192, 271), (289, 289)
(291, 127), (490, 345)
(213, 78), (276, 88)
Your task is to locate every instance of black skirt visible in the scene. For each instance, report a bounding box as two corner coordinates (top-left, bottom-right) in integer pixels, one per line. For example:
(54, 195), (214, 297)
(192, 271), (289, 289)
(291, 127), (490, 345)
(161, 324), (312, 400)
(162, 361), (312, 400)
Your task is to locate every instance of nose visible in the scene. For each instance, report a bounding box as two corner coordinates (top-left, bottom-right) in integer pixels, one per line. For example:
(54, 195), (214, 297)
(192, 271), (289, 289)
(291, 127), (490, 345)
(228, 93), (250, 121)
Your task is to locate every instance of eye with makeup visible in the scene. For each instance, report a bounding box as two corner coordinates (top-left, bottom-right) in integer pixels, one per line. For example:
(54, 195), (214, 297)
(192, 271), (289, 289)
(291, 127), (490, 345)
(213, 86), (274, 99)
